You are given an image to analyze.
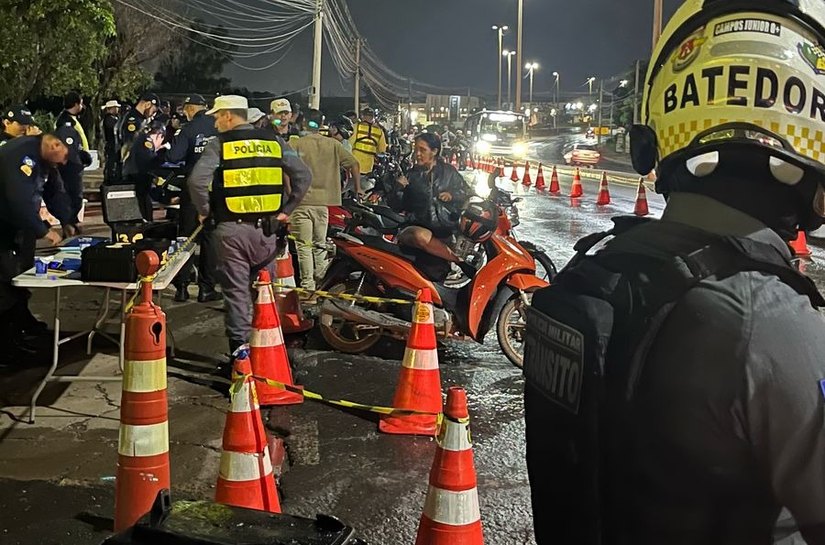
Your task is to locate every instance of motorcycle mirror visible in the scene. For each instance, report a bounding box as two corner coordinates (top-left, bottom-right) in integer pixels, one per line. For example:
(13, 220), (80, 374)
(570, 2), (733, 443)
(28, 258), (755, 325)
(513, 197), (523, 204)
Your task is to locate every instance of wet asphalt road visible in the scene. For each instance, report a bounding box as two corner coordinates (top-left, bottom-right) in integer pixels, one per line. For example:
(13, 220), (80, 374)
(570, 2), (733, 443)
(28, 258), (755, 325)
(4, 137), (825, 544)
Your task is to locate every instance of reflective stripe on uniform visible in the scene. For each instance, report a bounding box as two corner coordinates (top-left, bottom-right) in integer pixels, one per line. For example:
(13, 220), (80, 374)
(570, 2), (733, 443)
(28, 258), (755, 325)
(437, 420), (472, 452)
(250, 327), (284, 348)
(122, 358), (167, 393)
(225, 194), (282, 214)
(223, 167), (283, 188)
(118, 421), (169, 457)
(403, 348), (439, 370)
(218, 448), (273, 481)
(422, 485), (481, 526)
(222, 139), (282, 160)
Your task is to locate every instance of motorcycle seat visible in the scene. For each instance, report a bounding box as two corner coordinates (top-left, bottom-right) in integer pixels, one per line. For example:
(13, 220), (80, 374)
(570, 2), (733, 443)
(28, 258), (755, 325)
(370, 205), (406, 225)
(357, 235), (451, 282)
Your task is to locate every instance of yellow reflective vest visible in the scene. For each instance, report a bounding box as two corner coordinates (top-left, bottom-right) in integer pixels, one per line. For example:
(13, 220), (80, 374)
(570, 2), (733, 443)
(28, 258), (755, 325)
(212, 128), (284, 222)
(350, 121), (387, 174)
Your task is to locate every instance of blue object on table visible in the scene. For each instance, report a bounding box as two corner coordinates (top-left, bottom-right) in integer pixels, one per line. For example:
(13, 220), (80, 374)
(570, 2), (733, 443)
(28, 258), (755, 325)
(35, 259), (48, 276)
(60, 258), (82, 271)
(62, 236), (108, 250)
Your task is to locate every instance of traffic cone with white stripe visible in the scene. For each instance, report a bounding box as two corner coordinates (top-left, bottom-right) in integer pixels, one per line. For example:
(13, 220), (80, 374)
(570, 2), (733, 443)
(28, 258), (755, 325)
(379, 288), (442, 436)
(497, 159), (505, 179)
(415, 387), (483, 545)
(510, 162), (520, 183)
(570, 167), (583, 198)
(522, 161), (532, 188)
(114, 252), (171, 531)
(251, 269), (303, 406)
(215, 346), (281, 513)
(273, 244), (313, 334)
(596, 171), (611, 205)
(534, 164), (546, 192)
(791, 230), (813, 257)
(549, 165), (560, 194)
(634, 178), (650, 216)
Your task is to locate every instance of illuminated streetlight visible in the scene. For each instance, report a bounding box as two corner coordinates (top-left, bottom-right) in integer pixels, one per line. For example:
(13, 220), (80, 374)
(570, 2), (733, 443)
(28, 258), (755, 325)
(525, 62), (539, 110)
(503, 50), (517, 109)
(552, 71), (560, 106)
(585, 76), (596, 96)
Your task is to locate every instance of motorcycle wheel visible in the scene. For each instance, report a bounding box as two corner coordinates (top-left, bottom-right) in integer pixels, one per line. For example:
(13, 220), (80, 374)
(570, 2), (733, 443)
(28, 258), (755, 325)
(319, 279), (382, 354)
(519, 241), (558, 283)
(497, 294), (530, 369)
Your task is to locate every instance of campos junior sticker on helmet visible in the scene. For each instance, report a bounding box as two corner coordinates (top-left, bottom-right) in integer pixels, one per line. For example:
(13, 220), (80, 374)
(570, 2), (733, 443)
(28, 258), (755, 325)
(672, 27), (707, 72)
(799, 42), (825, 75)
(713, 18), (781, 38)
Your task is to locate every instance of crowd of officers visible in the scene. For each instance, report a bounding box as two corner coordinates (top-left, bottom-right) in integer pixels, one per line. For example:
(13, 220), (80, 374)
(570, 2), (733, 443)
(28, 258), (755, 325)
(0, 91), (389, 368)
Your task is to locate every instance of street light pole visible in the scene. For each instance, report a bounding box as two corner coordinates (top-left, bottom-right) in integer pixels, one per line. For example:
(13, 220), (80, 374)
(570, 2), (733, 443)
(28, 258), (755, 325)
(525, 62), (538, 111)
(515, 0), (524, 111)
(504, 50), (516, 109)
(493, 25), (508, 109)
(597, 80), (604, 145)
(586, 76), (596, 97)
(309, 0), (323, 110)
(552, 72), (560, 106)
(652, 0), (663, 50)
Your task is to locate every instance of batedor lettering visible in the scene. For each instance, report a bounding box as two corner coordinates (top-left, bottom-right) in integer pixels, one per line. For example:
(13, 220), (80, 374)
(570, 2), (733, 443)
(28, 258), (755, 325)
(663, 64), (825, 121)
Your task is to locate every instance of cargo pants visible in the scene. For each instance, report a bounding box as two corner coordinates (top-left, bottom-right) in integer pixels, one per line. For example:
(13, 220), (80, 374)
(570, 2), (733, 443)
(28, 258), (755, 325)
(214, 221), (280, 351)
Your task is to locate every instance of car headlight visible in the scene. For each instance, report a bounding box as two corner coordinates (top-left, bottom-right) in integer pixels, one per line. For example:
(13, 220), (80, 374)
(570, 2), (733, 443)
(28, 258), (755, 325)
(475, 140), (492, 154)
(512, 142), (528, 157)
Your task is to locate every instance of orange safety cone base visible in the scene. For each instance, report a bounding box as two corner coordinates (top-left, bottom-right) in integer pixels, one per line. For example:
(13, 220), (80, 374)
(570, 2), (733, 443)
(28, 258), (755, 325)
(216, 471), (280, 513)
(115, 454), (170, 530)
(380, 412), (439, 436)
(275, 295), (314, 334)
(791, 231), (813, 257)
(379, 368), (442, 436)
(415, 519), (484, 545)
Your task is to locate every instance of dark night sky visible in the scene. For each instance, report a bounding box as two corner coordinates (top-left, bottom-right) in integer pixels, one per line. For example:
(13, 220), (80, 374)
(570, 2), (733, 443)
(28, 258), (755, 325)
(223, 0), (681, 98)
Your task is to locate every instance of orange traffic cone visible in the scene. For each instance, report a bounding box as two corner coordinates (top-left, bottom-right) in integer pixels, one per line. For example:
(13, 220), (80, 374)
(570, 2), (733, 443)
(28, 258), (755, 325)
(485, 157), (493, 174)
(522, 161), (532, 188)
(549, 165), (560, 194)
(415, 387), (483, 545)
(273, 245), (313, 334)
(634, 178), (650, 217)
(379, 288), (442, 436)
(215, 347), (281, 513)
(510, 162), (520, 183)
(114, 252), (171, 532)
(534, 164), (546, 191)
(596, 171), (611, 205)
(497, 159), (505, 179)
(251, 270), (304, 406)
(569, 168), (583, 198)
(791, 230), (813, 257)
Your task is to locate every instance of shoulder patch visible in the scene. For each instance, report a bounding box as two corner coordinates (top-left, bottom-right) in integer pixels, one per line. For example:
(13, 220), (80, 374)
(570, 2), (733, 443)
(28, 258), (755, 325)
(65, 137), (74, 145)
(20, 164), (32, 177)
(23, 156), (34, 167)
(127, 124), (136, 132)
(144, 140), (153, 149)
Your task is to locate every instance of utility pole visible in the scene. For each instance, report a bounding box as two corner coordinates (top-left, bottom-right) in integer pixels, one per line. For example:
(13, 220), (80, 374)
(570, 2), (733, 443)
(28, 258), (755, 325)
(515, 0), (524, 111)
(408, 78), (413, 130)
(309, 0), (323, 110)
(597, 80), (604, 145)
(505, 51), (516, 109)
(652, 0), (663, 51)
(354, 39), (361, 114)
(632, 59), (641, 125)
(493, 25), (507, 109)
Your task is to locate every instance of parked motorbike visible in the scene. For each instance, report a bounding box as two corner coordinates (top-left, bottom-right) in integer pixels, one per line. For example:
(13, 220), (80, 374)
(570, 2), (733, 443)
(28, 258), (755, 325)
(317, 187), (552, 368)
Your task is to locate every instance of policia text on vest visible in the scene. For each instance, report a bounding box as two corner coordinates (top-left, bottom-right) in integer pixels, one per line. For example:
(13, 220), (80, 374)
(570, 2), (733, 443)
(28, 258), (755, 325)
(211, 129), (284, 226)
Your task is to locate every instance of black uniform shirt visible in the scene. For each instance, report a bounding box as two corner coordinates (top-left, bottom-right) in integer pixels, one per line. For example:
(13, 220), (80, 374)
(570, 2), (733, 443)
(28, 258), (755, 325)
(165, 110), (217, 175)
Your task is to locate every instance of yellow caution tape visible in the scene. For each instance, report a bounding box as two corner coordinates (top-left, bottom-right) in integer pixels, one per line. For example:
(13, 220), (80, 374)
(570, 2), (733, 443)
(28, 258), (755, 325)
(232, 373), (443, 424)
(270, 281), (415, 306)
(124, 224), (204, 313)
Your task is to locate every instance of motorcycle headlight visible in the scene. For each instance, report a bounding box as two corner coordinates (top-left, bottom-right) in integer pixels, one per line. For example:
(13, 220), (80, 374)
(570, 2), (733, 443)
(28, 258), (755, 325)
(475, 140), (492, 154)
(512, 142), (528, 157)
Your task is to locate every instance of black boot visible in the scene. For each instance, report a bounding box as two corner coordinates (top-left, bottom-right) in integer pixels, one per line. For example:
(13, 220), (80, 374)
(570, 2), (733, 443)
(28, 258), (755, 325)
(197, 288), (222, 303)
(174, 285), (190, 302)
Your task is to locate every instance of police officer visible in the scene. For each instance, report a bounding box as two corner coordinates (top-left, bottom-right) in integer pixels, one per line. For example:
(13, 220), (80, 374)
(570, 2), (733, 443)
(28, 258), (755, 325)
(117, 93), (160, 163)
(0, 134), (75, 365)
(101, 100), (121, 185)
(121, 119), (167, 221)
(188, 95), (312, 364)
(350, 107), (387, 177)
(166, 94), (220, 303)
(56, 92), (93, 224)
(524, 1), (825, 544)
(0, 105), (37, 145)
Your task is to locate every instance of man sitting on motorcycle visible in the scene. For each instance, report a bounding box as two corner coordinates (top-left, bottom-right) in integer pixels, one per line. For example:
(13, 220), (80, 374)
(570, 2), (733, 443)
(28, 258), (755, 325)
(395, 132), (475, 278)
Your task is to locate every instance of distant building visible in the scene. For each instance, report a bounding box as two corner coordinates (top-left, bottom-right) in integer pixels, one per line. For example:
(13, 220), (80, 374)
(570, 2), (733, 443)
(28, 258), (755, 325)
(424, 95), (484, 125)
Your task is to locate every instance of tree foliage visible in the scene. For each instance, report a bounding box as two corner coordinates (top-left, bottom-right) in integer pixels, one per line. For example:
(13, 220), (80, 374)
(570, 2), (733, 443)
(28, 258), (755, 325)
(154, 22), (234, 94)
(0, 0), (115, 105)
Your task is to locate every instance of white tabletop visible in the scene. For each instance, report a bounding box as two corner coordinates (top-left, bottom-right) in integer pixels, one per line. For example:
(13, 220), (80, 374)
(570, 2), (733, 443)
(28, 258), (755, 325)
(13, 247), (195, 291)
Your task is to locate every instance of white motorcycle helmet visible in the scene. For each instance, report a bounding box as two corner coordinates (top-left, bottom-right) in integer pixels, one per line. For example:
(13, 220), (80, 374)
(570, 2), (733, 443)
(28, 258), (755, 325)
(631, 0), (825, 228)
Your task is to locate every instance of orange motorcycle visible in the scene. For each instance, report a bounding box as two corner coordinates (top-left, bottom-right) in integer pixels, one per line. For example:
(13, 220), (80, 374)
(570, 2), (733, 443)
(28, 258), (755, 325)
(318, 187), (551, 367)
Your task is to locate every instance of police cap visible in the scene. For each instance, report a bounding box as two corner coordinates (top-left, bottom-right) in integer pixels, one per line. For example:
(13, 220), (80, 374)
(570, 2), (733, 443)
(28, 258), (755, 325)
(183, 94), (207, 106)
(4, 105), (34, 125)
(138, 93), (160, 106)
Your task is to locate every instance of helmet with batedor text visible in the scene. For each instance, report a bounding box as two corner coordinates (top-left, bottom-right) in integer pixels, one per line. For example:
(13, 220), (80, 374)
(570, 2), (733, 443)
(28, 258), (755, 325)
(631, 0), (825, 228)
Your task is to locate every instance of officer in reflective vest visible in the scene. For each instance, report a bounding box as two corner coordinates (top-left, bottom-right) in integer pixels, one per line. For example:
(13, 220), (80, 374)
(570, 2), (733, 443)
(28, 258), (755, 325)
(524, 2), (825, 544)
(188, 95), (312, 367)
(349, 107), (387, 176)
